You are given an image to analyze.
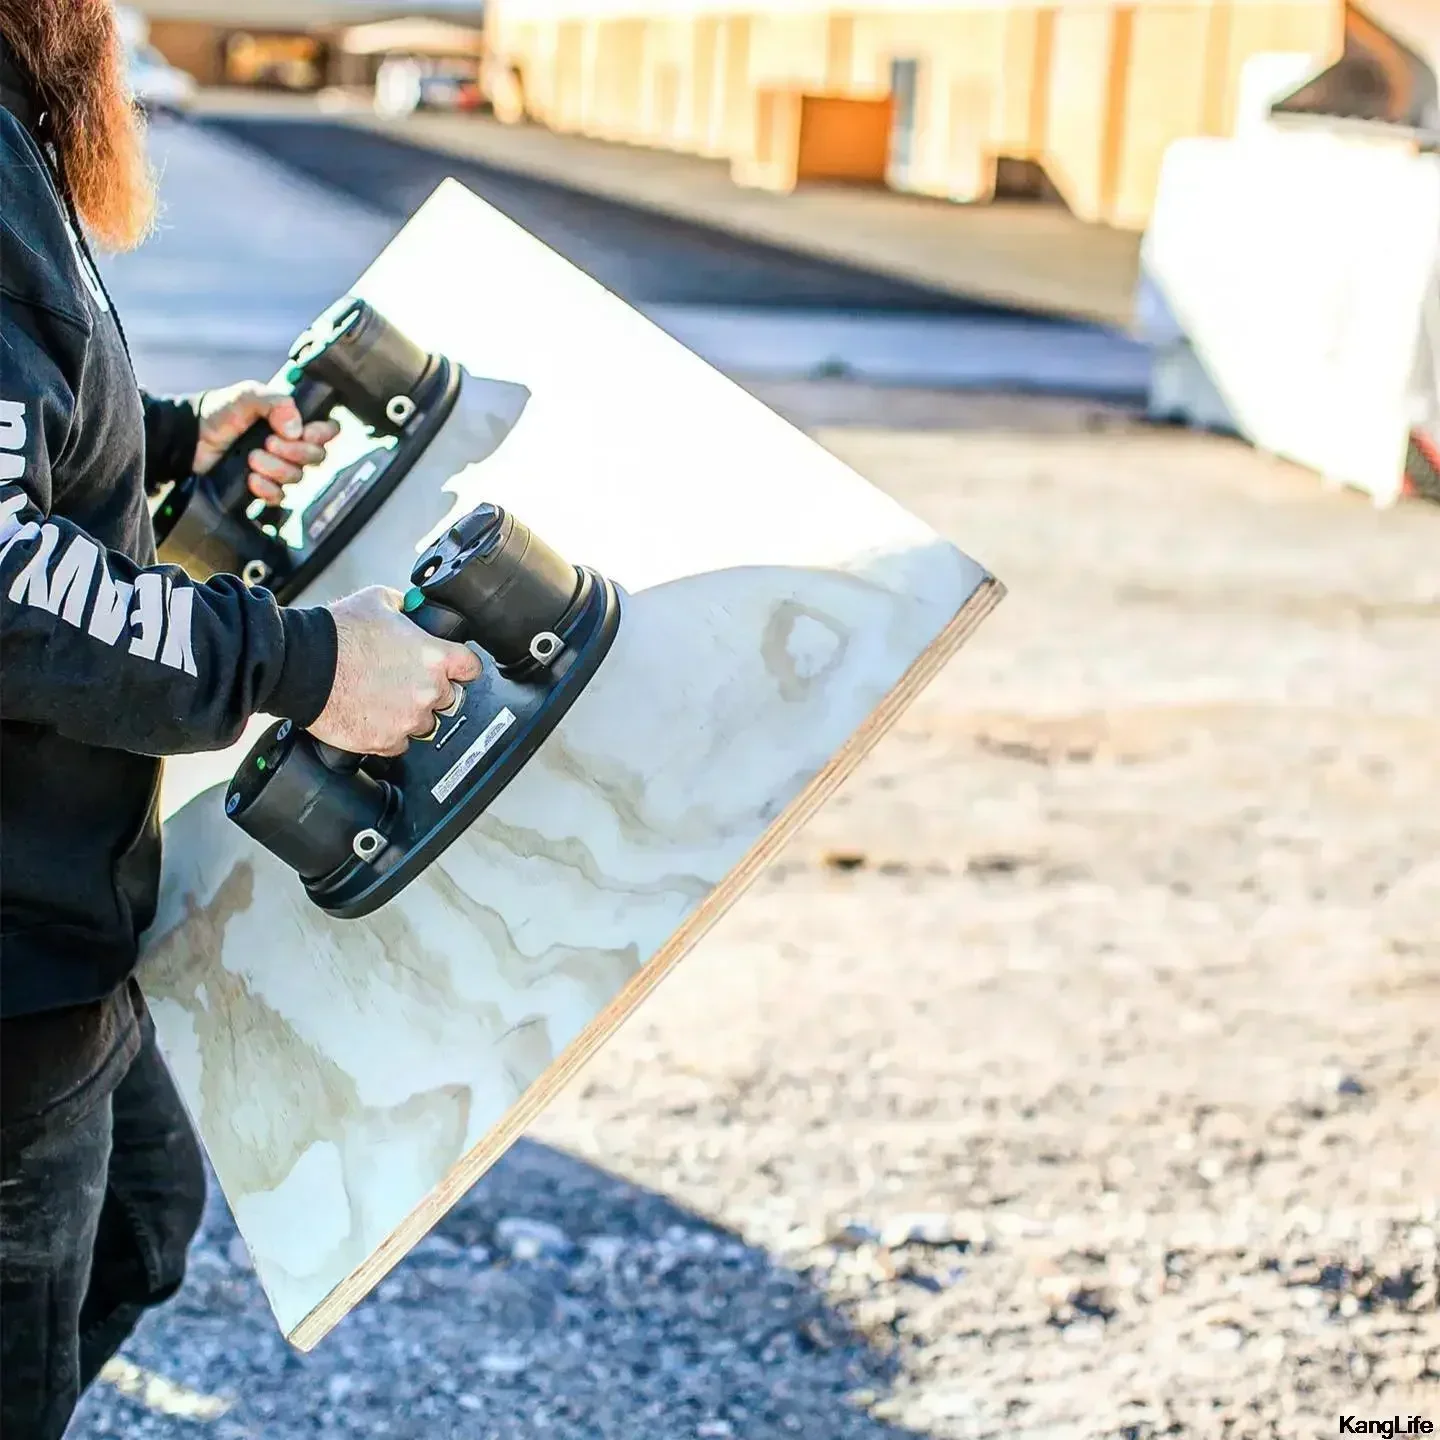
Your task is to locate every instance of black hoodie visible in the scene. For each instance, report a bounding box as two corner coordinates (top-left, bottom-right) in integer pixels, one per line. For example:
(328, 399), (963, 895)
(0, 45), (338, 1017)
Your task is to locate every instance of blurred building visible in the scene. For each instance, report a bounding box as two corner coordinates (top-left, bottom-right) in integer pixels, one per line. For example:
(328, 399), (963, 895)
(127, 2), (484, 90)
(482, 1), (1431, 230)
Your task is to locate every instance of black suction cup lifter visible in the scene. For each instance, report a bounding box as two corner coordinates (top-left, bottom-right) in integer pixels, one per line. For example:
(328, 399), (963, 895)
(224, 501), (624, 918)
(224, 719), (395, 883)
(151, 471), (292, 588)
(407, 504), (581, 672)
(152, 293), (462, 602)
(290, 297), (438, 436)
(194, 297), (427, 530)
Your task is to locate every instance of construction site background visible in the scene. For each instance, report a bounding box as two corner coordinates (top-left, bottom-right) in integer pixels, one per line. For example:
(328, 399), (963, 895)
(482, 0), (1430, 231)
(134, 2), (1436, 233)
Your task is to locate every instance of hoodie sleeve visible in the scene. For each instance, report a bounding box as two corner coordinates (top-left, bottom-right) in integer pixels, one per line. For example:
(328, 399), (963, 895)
(139, 389), (201, 494)
(0, 299), (337, 757)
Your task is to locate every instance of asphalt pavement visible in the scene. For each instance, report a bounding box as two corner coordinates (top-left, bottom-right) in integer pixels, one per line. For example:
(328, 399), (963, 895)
(198, 114), (1019, 316)
(189, 114), (1154, 403)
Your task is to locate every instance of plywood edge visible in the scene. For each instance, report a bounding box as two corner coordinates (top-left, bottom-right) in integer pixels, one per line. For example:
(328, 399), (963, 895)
(286, 573), (1005, 1351)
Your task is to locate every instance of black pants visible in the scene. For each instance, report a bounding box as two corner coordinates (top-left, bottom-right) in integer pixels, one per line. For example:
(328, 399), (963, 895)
(0, 982), (207, 1440)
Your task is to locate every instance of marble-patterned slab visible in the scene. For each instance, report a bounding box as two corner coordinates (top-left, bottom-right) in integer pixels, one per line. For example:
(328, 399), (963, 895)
(141, 180), (1001, 1347)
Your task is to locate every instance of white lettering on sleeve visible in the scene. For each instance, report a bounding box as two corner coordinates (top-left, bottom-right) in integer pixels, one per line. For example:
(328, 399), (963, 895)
(128, 572), (165, 660)
(159, 584), (197, 675)
(0, 520), (39, 567)
(0, 490), (28, 548)
(8, 523), (61, 606)
(88, 559), (134, 645)
(0, 403), (204, 685)
(48, 536), (100, 626)
(0, 401), (27, 483)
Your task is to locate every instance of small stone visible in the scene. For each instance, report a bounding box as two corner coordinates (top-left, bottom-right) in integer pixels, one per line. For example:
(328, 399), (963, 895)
(1259, 1334), (1287, 1363)
(585, 1235), (628, 1266)
(326, 1374), (355, 1404)
(1038, 1274), (1075, 1305)
(226, 1236), (255, 1273)
(457, 1393), (484, 1412)
(778, 1223), (825, 1253)
(1321, 1066), (1365, 1096)
(831, 1221), (881, 1249)
(879, 1213), (965, 1249)
(696, 1423), (733, 1438)
(478, 1352), (528, 1377)
(925, 1388), (977, 1419)
(1207, 1324), (1246, 1351)
(494, 1217), (573, 1261)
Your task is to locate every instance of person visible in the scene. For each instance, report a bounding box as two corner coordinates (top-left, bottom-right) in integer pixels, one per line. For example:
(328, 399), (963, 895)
(0, 6), (482, 1436)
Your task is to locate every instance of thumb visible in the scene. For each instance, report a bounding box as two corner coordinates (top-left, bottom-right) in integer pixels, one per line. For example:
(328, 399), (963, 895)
(442, 642), (483, 681)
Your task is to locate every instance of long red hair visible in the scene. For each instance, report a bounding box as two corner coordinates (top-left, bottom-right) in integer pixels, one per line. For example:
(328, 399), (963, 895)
(0, 0), (156, 251)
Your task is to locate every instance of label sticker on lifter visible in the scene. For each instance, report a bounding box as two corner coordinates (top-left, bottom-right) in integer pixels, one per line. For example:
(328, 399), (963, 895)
(431, 708), (517, 803)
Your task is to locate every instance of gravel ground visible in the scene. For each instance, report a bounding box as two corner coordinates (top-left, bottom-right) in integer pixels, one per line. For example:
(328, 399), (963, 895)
(73, 389), (1439, 1439)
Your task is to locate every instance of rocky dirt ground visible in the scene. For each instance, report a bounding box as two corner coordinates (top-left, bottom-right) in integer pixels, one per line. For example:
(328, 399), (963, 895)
(75, 389), (1439, 1439)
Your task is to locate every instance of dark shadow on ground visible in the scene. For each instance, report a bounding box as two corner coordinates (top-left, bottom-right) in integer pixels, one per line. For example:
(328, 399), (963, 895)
(72, 1140), (931, 1439)
(202, 114), (1066, 324)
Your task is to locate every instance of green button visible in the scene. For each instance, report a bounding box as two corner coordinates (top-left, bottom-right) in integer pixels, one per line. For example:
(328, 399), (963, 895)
(402, 586), (426, 614)
(285, 363), (305, 386)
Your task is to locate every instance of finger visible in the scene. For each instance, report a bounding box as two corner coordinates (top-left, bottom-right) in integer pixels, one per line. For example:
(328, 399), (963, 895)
(264, 395), (305, 441)
(248, 448), (302, 485)
(263, 434), (329, 468)
(413, 680), (451, 718)
(444, 644), (483, 681)
(247, 473), (285, 505)
(206, 380), (266, 424)
(301, 419), (341, 446)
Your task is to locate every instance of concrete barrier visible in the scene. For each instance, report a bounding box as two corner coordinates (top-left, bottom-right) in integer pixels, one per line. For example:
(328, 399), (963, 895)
(1138, 109), (1438, 506)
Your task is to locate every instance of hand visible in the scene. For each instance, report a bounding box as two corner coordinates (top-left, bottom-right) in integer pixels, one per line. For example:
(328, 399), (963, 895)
(194, 380), (342, 505)
(309, 587), (482, 757)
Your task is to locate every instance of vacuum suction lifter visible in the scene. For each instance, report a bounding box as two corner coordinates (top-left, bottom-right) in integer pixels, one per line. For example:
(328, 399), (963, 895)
(153, 297), (460, 603)
(223, 503), (622, 918)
